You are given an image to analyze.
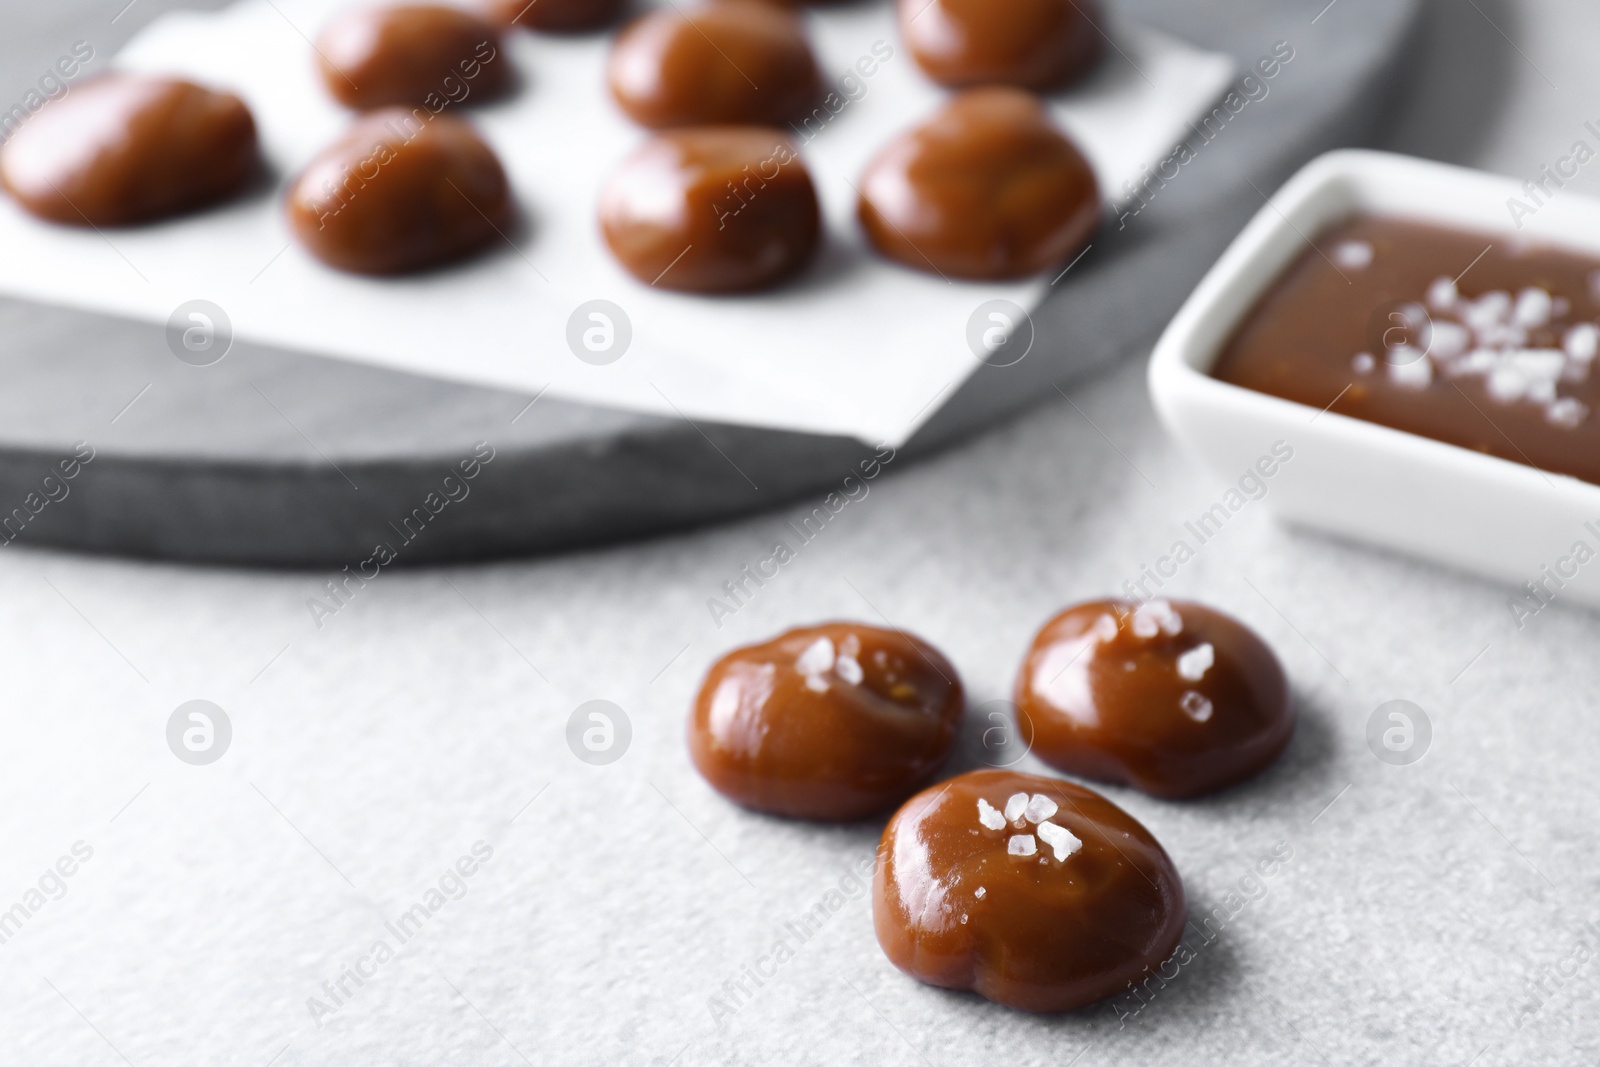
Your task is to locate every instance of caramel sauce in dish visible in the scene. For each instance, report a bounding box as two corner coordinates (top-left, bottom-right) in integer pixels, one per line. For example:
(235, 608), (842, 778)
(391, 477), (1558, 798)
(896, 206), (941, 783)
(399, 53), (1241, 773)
(1214, 214), (1600, 486)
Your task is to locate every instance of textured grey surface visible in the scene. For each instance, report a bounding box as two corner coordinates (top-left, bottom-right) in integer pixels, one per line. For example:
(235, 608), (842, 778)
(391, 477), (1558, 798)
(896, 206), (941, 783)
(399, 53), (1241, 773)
(7, 2), (1600, 1067)
(0, 0), (1419, 564)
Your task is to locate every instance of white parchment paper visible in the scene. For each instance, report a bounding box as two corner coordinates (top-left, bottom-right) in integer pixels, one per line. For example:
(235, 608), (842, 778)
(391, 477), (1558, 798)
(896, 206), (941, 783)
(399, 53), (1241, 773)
(0, 0), (1232, 443)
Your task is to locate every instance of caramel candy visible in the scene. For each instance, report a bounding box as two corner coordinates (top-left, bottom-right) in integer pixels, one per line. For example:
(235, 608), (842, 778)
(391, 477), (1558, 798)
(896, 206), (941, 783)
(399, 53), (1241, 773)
(1015, 599), (1293, 798)
(857, 87), (1099, 280)
(898, 0), (1105, 90)
(600, 127), (820, 293)
(316, 3), (509, 110)
(688, 622), (964, 820)
(874, 769), (1185, 1012)
(607, 1), (822, 128)
(0, 73), (258, 227)
(480, 0), (626, 33)
(286, 109), (513, 275)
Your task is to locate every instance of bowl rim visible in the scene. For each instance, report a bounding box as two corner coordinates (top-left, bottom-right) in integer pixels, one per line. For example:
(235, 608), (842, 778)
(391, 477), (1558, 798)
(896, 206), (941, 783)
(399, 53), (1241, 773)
(1147, 147), (1600, 502)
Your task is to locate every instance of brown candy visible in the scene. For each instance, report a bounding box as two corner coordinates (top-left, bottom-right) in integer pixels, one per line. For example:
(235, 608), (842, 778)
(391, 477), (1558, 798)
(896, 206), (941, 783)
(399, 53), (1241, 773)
(316, 3), (509, 110)
(874, 769), (1185, 1012)
(688, 622), (964, 820)
(857, 87), (1099, 280)
(285, 109), (513, 275)
(480, 0), (626, 33)
(607, 1), (823, 128)
(1015, 599), (1293, 799)
(0, 73), (258, 227)
(600, 127), (820, 293)
(898, 0), (1105, 91)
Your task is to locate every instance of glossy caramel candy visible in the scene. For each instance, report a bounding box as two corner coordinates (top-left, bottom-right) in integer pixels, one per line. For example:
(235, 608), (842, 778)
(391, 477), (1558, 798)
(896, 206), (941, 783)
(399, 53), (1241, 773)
(600, 126), (820, 293)
(316, 3), (510, 110)
(688, 622), (964, 820)
(874, 769), (1185, 1012)
(857, 87), (1099, 280)
(0, 73), (258, 227)
(480, 0), (626, 33)
(1015, 598), (1293, 798)
(286, 109), (513, 275)
(898, 0), (1105, 91)
(608, 0), (822, 128)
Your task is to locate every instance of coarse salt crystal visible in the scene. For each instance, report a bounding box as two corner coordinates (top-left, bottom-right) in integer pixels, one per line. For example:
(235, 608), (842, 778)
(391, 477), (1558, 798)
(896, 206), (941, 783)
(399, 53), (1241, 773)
(834, 655), (863, 685)
(1036, 820), (1083, 861)
(1514, 287), (1554, 328)
(1003, 793), (1029, 823)
(1509, 349), (1565, 382)
(1475, 322), (1528, 349)
(977, 798), (1005, 831)
(1008, 834), (1037, 857)
(796, 637), (834, 676)
(1176, 642), (1215, 681)
(1549, 397), (1589, 428)
(1024, 794), (1058, 824)
(1427, 321), (1471, 361)
(1452, 349), (1496, 377)
(1180, 690), (1214, 723)
(1131, 599), (1183, 639)
(1427, 276), (1459, 311)
(1333, 240), (1374, 270)
(1353, 352), (1376, 374)
(1464, 291), (1512, 331)
(1389, 354), (1433, 388)
(974, 886), (986, 899)
(1566, 323), (1599, 362)
(1486, 364), (1528, 402)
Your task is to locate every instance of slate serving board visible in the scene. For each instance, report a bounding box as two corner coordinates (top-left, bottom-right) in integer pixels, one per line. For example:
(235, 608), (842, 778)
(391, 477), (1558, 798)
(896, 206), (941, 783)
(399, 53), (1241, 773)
(0, 0), (1423, 565)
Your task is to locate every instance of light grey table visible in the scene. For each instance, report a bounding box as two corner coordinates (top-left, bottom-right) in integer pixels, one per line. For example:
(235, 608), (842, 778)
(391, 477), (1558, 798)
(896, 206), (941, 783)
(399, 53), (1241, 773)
(2, 1), (1597, 1066)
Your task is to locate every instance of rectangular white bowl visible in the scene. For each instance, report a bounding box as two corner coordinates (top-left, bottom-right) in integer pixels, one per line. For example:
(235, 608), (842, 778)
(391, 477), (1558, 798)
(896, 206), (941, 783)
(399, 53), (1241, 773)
(1148, 148), (1600, 619)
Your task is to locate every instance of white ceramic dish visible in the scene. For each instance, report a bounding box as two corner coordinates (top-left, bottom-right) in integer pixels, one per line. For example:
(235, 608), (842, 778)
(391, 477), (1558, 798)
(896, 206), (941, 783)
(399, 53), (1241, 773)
(1149, 148), (1600, 620)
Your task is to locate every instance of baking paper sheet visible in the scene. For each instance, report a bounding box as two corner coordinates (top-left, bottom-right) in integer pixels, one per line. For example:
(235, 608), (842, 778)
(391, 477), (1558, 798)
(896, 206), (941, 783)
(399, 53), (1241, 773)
(0, 0), (1233, 444)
